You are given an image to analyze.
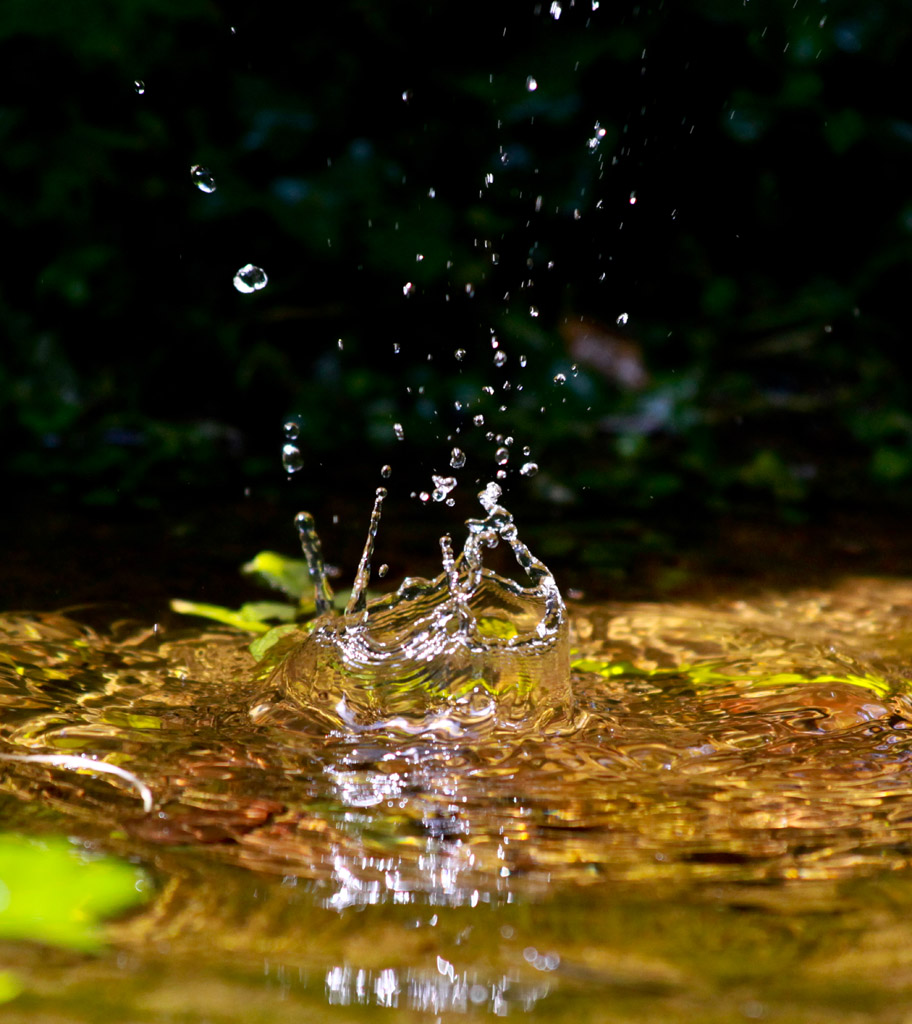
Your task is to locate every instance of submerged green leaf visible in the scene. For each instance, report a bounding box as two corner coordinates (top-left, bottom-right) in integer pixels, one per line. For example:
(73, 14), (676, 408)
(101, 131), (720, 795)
(0, 833), (149, 952)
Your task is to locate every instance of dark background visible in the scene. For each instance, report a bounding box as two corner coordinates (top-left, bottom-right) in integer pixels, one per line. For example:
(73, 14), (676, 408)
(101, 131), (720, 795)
(2, 0), (911, 612)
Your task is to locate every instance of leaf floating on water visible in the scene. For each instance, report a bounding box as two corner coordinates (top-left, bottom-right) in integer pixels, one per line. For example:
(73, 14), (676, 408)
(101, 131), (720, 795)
(169, 598), (297, 633)
(0, 833), (149, 952)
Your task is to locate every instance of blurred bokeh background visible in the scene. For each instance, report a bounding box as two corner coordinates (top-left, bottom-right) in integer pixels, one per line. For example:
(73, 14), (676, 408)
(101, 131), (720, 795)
(2, 0), (911, 608)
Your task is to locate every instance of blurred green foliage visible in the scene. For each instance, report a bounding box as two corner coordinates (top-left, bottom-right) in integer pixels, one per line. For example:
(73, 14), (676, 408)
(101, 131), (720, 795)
(2, 0), (911, 515)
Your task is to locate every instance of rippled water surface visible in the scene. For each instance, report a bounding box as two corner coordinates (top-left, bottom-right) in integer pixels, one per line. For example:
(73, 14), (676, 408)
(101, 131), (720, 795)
(5, 576), (912, 1021)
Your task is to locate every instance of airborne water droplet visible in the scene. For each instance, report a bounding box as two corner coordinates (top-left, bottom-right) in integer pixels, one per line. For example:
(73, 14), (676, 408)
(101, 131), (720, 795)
(381, 464), (392, 479)
(526, 76), (538, 92)
(284, 421), (300, 440)
(134, 79), (145, 95)
(473, 414), (484, 426)
(617, 312), (629, 325)
(493, 351), (507, 367)
(495, 447), (509, 465)
(455, 348), (466, 361)
(378, 563), (389, 578)
(529, 306), (539, 318)
(393, 423), (405, 441)
(282, 444), (304, 474)
(450, 448), (466, 469)
(233, 264), (268, 293)
(190, 165), (216, 193)
(553, 372), (567, 385)
(403, 282), (415, 297)
(432, 475), (457, 502)
(520, 462), (539, 477)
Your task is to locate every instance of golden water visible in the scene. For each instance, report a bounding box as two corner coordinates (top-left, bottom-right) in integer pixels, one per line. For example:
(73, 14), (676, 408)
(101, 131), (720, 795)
(3, 574), (912, 1020)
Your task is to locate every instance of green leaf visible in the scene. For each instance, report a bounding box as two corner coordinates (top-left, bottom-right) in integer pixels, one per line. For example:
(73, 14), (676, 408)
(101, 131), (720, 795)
(0, 833), (149, 952)
(169, 598), (297, 633)
(249, 622), (303, 661)
(242, 551), (316, 601)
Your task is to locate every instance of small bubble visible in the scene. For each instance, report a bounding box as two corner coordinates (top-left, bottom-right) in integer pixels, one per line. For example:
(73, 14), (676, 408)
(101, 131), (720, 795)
(450, 447), (466, 469)
(553, 372), (567, 385)
(445, 497), (455, 507)
(454, 348), (466, 361)
(473, 414), (484, 426)
(378, 563), (389, 578)
(233, 264), (268, 293)
(520, 461), (539, 477)
(617, 312), (629, 325)
(282, 444), (303, 474)
(381, 464), (392, 478)
(529, 306), (539, 317)
(284, 421), (300, 440)
(485, 431), (495, 441)
(526, 76), (538, 92)
(493, 350), (507, 367)
(190, 165), (216, 193)
(403, 281), (415, 296)
(495, 447), (509, 465)
(134, 79), (145, 95)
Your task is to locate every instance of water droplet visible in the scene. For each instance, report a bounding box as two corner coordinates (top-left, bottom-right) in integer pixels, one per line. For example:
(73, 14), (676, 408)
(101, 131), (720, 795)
(617, 312), (629, 325)
(282, 443), (304, 474)
(491, 252), (500, 264)
(403, 281), (415, 297)
(520, 462), (539, 477)
(496, 469), (507, 480)
(465, 283), (475, 297)
(505, 436), (514, 446)
(523, 445), (531, 457)
(493, 350), (507, 368)
(529, 306), (539, 318)
(432, 475), (457, 502)
(629, 191), (637, 205)
(419, 491), (430, 503)
(450, 448), (466, 469)
(284, 421), (300, 440)
(485, 172), (494, 186)
(486, 431), (495, 441)
(381, 464), (392, 478)
(393, 423), (405, 441)
(190, 165), (216, 193)
(482, 385), (494, 395)
(134, 79), (145, 95)
(553, 372), (567, 385)
(428, 187), (436, 198)
(519, 354), (528, 368)
(550, 1), (562, 19)
(499, 152), (510, 166)
(401, 89), (413, 103)
(473, 414), (484, 426)
(526, 76), (538, 92)
(495, 447), (509, 465)
(454, 348), (466, 361)
(233, 264), (268, 293)
(416, 253), (424, 262)
(393, 343), (401, 354)
(378, 563), (389, 578)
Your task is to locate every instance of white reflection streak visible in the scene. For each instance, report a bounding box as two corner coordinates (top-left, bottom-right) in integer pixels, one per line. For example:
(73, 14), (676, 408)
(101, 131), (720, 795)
(0, 753), (153, 812)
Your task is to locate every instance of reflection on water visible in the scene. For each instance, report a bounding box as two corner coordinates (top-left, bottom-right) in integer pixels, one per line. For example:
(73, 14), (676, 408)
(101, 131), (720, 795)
(4, 577), (912, 1018)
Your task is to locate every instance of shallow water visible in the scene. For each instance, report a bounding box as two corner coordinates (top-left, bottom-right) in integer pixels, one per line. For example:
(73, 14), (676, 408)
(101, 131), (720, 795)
(4, 577), (912, 1021)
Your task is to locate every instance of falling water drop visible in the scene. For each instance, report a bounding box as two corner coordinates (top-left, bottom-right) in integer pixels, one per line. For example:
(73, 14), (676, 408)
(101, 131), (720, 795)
(450, 448), (466, 469)
(493, 351), (507, 367)
(529, 306), (539, 318)
(553, 372), (567, 385)
(403, 282), (415, 297)
(617, 312), (629, 325)
(520, 462), (539, 477)
(526, 76), (538, 92)
(381, 464), (392, 479)
(401, 89), (413, 103)
(393, 423), (405, 441)
(233, 264), (268, 293)
(455, 348), (466, 361)
(519, 354), (528, 368)
(190, 165), (216, 193)
(550, 1), (562, 18)
(378, 563), (389, 578)
(495, 447), (509, 466)
(282, 444), (304, 474)
(473, 414), (484, 426)
(283, 421), (300, 440)
(432, 475), (457, 502)
(629, 192), (637, 205)
(134, 79), (146, 95)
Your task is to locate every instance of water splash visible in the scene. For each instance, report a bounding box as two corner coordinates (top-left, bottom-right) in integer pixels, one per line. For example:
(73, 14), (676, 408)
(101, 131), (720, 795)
(251, 483), (571, 735)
